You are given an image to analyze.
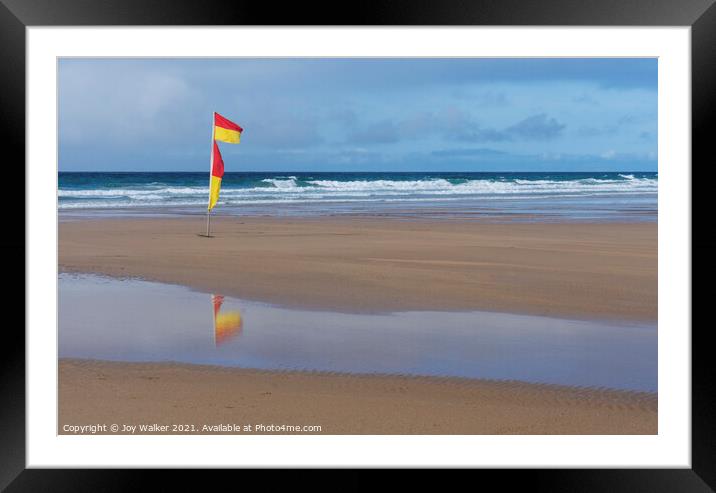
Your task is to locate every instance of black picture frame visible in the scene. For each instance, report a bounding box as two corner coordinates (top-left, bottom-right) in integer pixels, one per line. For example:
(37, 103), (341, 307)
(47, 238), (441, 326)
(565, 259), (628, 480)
(2, 0), (711, 487)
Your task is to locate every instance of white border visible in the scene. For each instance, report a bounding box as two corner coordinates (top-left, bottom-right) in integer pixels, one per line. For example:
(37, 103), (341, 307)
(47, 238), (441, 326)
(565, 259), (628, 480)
(27, 27), (690, 468)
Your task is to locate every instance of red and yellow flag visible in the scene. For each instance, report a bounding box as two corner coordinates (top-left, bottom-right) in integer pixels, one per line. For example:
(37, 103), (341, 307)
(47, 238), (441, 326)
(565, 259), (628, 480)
(208, 112), (243, 211)
(214, 112), (243, 144)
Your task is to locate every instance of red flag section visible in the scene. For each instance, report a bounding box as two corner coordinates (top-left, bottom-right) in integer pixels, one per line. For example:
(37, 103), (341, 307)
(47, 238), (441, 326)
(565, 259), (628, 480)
(211, 140), (224, 178)
(215, 112), (243, 133)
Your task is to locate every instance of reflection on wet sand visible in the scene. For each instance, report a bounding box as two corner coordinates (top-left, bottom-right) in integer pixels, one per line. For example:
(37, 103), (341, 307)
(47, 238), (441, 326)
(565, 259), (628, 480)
(212, 295), (242, 347)
(59, 274), (657, 391)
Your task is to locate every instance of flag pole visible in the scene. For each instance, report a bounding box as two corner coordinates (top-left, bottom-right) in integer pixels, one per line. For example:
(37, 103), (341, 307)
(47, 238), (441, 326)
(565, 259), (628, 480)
(205, 112), (216, 237)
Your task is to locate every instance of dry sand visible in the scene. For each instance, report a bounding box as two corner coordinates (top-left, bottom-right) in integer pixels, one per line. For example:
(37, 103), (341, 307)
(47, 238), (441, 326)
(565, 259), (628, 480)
(59, 359), (657, 435)
(59, 217), (657, 321)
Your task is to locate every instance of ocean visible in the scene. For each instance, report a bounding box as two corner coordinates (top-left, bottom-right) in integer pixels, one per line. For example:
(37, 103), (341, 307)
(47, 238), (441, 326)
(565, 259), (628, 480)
(58, 171), (657, 221)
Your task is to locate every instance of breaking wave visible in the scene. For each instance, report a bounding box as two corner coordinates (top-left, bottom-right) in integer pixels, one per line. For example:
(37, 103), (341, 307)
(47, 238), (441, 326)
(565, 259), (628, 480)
(58, 172), (657, 210)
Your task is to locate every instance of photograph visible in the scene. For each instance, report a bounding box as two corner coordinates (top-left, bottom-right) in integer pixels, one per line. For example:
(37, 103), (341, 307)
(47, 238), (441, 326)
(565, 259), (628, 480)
(2, 0), (709, 481)
(57, 57), (658, 435)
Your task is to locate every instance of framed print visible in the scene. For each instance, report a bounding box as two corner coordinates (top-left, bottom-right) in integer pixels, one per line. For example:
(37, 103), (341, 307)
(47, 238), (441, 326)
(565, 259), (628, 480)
(3, 0), (712, 485)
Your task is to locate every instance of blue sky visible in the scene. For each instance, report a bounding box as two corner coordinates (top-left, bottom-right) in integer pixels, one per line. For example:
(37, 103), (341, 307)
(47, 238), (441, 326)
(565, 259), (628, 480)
(58, 58), (657, 172)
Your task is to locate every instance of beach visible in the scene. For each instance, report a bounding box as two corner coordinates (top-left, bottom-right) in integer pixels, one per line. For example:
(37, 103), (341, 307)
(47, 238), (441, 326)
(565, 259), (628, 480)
(59, 359), (657, 435)
(59, 217), (656, 321)
(58, 216), (657, 434)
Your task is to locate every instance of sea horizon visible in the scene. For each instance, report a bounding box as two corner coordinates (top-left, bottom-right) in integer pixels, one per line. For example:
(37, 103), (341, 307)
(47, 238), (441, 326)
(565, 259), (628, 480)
(59, 170), (658, 222)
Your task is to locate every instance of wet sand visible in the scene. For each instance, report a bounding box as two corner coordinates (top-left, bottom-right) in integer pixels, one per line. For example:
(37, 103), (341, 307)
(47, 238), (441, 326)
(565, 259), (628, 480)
(59, 274), (657, 390)
(59, 359), (657, 435)
(58, 217), (657, 321)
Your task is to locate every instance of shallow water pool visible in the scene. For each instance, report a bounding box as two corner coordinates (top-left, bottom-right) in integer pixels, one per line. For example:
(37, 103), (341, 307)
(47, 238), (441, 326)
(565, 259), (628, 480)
(58, 274), (657, 392)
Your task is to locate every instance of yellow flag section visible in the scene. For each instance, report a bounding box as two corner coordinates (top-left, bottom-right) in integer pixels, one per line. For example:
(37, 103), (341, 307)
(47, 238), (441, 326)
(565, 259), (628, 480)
(208, 112), (243, 211)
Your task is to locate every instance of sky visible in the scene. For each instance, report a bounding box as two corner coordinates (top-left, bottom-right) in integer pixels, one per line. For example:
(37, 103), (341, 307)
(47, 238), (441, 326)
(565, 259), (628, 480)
(58, 58), (657, 172)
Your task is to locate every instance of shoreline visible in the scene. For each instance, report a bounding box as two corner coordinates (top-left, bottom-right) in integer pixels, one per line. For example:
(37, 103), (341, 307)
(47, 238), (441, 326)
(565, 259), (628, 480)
(59, 216), (657, 321)
(59, 358), (658, 435)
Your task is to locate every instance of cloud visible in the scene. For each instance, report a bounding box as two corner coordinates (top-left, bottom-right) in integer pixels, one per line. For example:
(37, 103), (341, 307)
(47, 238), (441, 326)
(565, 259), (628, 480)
(346, 109), (567, 146)
(639, 131), (653, 141)
(328, 108), (359, 128)
(617, 114), (655, 126)
(452, 90), (510, 107)
(504, 114), (566, 140)
(243, 114), (324, 149)
(451, 126), (512, 143)
(577, 125), (618, 137)
(347, 120), (401, 144)
(59, 62), (196, 147)
(601, 150), (617, 159)
(449, 113), (566, 143)
(345, 110), (447, 144)
(300, 58), (658, 90)
(573, 94), (599, 105)
(431, 148), (507, 157)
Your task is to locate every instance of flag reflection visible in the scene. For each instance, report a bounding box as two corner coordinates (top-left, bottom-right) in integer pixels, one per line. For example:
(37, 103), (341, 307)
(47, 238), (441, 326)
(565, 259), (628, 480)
(211, 294), (243, 347)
